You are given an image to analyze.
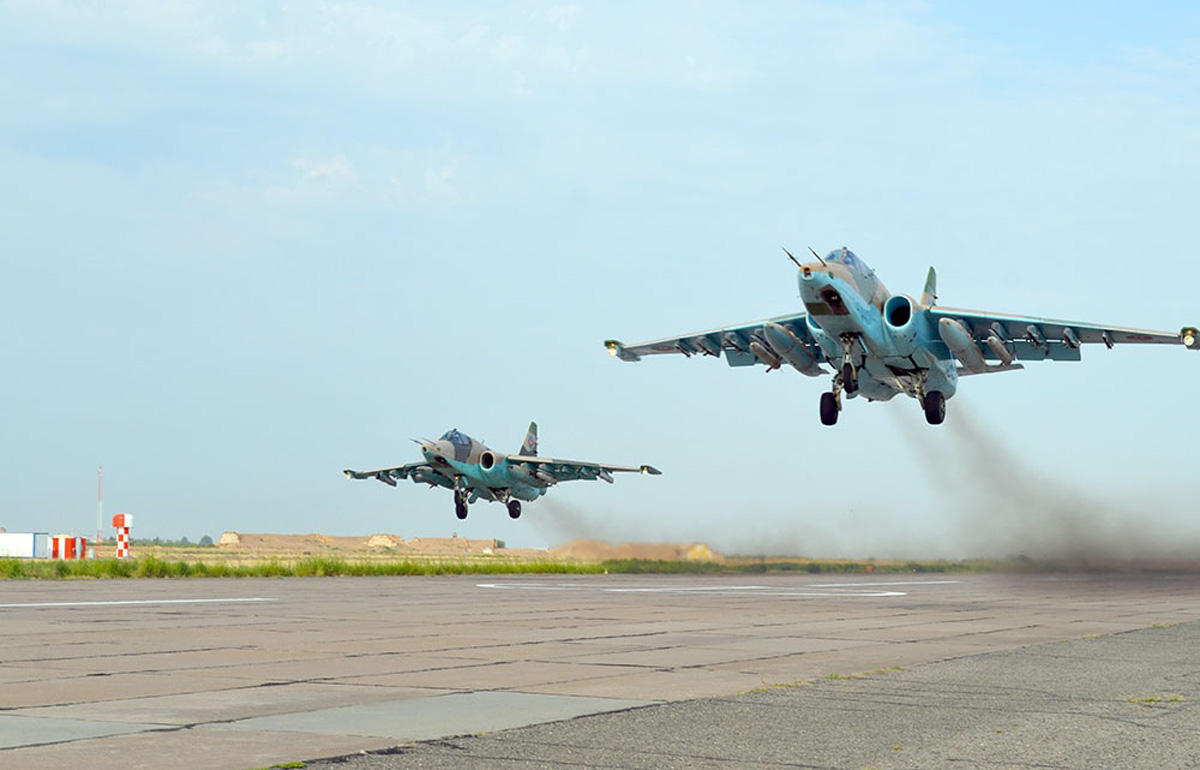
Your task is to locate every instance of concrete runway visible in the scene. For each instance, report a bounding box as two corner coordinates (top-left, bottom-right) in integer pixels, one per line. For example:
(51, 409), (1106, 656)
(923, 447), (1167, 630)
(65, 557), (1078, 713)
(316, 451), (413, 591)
(1, 573), (1198, 768)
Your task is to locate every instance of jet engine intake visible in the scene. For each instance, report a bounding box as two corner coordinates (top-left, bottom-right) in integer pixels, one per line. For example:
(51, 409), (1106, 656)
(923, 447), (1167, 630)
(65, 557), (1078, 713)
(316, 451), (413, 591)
(884, 294), (913, 327)
(480, 451), (500, 470)
(882, 294), (920, 355)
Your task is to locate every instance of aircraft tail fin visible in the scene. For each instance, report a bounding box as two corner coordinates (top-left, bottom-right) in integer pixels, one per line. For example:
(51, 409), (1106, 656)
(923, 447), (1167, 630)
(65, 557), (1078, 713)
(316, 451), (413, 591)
(920, 266), (938, 306)
(519, 422), (538, 456)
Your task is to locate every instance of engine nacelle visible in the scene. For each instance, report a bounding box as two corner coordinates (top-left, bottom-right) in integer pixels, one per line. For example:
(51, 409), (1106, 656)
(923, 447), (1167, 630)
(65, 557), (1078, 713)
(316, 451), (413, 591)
(479, 450), (508, 484)
(882, 294), (920, 356)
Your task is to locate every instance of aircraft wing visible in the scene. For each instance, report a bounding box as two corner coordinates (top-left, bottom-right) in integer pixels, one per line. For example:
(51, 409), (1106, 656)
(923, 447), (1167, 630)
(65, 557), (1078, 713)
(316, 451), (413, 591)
(505, 455), (662, 485)
(604, 312), (826, 373)
(343, 462), (450, 487)
(928, 306), (1200, 362)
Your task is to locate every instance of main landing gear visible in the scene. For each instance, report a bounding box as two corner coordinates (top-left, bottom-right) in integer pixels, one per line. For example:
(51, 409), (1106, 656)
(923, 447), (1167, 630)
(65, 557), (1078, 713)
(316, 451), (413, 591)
(819, 391), (839, 426)
(923, 390), (946, 425)
(454, 488), (468, 519)
(841, 361), (858, 395)
(507, 500), (522, 519)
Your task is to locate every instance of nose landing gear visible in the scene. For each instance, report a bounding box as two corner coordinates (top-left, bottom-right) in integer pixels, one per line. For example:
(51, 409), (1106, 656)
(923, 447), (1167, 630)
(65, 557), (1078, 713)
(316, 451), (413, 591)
(507, 500), (522, 519)
(821, 337), (863, 426)
(454, 487), (469, 519)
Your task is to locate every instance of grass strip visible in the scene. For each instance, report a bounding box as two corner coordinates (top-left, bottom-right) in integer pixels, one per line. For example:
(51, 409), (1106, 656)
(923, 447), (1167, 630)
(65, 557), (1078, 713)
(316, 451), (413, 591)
(0, 556), (608, 579)
(0, 555), (1013, 580)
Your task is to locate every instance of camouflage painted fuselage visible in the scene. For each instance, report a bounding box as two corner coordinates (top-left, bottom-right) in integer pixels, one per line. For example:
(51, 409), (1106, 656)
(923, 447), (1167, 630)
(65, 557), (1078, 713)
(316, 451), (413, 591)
(418, 429), (545, 504)
(796, 248), (957, 402)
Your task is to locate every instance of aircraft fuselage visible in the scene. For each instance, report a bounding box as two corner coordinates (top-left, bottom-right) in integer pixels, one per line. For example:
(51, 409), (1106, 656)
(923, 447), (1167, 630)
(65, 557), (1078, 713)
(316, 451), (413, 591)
(419, 431), (546, 504)
(797, 250), (957, 404)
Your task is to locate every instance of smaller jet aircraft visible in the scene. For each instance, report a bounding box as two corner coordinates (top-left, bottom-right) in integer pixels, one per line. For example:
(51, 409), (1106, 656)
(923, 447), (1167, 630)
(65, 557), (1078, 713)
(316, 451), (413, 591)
(344, 422), (661, 520)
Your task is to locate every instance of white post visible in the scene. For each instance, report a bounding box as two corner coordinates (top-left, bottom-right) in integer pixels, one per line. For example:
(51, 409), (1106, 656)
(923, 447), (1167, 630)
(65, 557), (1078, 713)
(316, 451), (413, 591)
(96, 466), (103, 558)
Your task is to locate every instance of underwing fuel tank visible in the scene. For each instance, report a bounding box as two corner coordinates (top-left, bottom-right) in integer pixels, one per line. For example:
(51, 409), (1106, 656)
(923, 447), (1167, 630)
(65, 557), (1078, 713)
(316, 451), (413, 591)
(508, 463), (534, 483)
(985, 333), (1015, 365)
(762, 322), (823, 376)
(411, 466), (440, 485)
(748, 340), (782, 371)
(938, 318), (987, 372)
(507, 459), (558, 486)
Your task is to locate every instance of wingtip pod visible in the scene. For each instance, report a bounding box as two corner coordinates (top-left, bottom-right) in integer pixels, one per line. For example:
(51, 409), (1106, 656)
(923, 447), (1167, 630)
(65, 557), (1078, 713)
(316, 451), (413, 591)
(1182, 327), (1199, 349)
(640, 465), (662, 475)
(604, 339), (640, 362)
(343, 469), (359, 479)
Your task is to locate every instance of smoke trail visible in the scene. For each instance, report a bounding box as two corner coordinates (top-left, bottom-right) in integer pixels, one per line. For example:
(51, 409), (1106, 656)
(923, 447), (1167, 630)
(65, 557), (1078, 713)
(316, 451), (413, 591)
(534, 498), (617, 545)
(903, 398), (1200, 567)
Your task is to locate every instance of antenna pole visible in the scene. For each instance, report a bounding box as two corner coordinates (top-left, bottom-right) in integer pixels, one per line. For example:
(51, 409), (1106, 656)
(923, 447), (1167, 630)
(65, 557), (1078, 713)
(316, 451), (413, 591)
(97, 466), (103, 548)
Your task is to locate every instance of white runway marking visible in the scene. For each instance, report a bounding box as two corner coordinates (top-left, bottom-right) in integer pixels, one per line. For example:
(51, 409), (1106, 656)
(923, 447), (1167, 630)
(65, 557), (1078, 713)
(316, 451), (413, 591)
(807, 580), (962, 587)
(0, 597), (276, 609)
(476, 582), (932, 598)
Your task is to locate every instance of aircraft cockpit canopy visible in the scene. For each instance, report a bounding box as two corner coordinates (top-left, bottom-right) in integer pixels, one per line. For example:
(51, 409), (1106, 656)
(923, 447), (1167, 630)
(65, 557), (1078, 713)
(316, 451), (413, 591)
(826, 247), (855, 266)
(439, 429), (471, 447)
(825, 247), (871, 276)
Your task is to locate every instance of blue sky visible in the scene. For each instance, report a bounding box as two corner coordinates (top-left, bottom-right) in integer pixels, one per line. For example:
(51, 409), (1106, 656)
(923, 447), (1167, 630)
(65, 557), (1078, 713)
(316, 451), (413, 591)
(2, 2), (1198, 558)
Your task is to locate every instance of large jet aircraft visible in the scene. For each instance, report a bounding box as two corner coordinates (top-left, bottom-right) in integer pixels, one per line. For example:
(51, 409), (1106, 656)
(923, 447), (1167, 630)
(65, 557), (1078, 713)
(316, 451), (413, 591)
(606, 247), (1199, 426)
(344, 422), (661, 519)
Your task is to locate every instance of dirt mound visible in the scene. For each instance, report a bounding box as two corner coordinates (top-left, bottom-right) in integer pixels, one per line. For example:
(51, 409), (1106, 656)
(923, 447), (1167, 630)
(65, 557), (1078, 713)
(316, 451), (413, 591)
(551, 539), (723, 562)
(209, 532), (717, 563)
(215, 531), (501, 557)
(366, 534), (403, 548)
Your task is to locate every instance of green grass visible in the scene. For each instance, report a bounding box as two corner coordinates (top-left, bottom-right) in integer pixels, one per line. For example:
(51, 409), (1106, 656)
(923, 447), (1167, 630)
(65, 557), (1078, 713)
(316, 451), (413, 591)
(0, 555), (1021, 580)
(0, 556), (605, 579)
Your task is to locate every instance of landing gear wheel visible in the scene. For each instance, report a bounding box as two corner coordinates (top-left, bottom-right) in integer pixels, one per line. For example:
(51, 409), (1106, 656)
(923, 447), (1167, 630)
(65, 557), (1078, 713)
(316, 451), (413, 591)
(820, 391), (839, 426)
(454, 489), (468, 519)
(507, 500), (522, 519)
(842, 362), (858, 394)
(923, 390), (946, 425)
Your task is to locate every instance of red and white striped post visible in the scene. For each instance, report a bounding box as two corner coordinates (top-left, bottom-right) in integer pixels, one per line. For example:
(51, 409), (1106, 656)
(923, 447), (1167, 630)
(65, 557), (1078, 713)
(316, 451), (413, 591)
(112, 513), (132, 559)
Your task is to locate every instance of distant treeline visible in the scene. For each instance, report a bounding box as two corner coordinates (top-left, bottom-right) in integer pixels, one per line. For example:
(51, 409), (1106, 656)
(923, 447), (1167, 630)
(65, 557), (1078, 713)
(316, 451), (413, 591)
(127, 536), (215, 547)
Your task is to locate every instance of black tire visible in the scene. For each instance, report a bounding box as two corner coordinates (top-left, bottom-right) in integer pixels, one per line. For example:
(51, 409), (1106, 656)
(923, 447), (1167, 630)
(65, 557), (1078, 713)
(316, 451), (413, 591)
(842, 362), (858, 394)
(820, 391), (839, 426)
(507, 500), (522, 519)
(455, 502), (468, 520)
(923, 390), (946, 425)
